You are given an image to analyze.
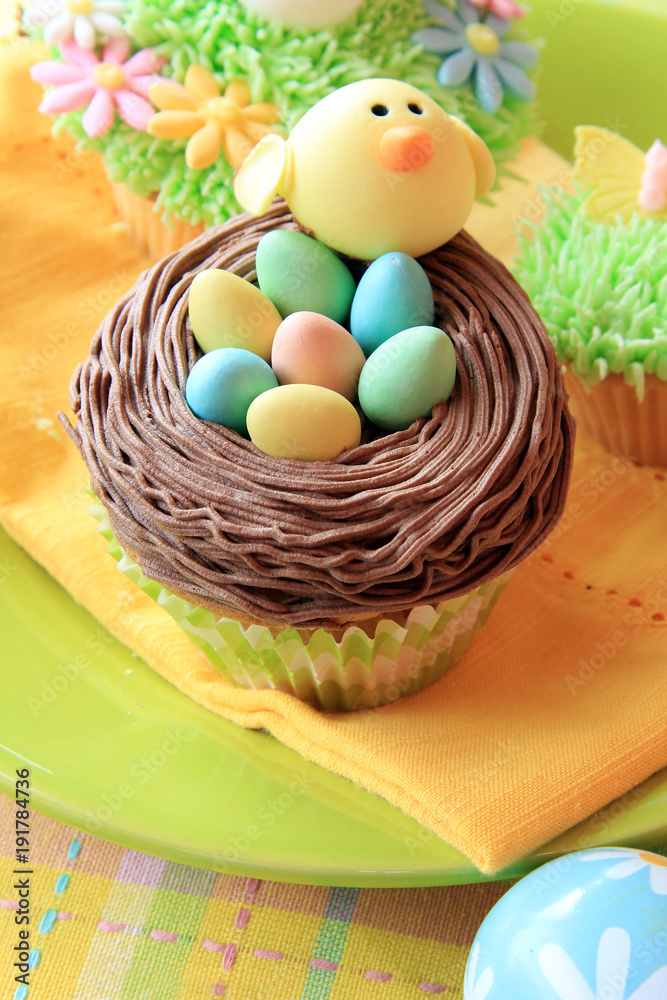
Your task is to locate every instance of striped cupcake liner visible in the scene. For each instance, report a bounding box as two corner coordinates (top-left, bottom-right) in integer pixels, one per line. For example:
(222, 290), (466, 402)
(92, 503), (512, 712)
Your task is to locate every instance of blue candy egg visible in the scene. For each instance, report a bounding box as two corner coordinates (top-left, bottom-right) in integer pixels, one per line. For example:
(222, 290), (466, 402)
(350, 252), (435, 356)
(185, 348), (278, 436)
(465, 847), (667, 1000)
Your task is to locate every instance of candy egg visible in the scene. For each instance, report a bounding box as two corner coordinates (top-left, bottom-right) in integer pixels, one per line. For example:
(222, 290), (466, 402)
(188, 268), (282, 361)
(464, 847), (667, 999)
(239, 0), (364, 28)
(185, 348), (278, 436)
(256, 230), (356, 324)
(358, 326), (456, 431)
(271, 312), (366, 402)
(247, 384), (361, 461)
(350, 252), (435, 356)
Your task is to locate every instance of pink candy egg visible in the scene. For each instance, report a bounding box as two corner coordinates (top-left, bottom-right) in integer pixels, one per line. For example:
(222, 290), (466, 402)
(271, 311), (366, 402)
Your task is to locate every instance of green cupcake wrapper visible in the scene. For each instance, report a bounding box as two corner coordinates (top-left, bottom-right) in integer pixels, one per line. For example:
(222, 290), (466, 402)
(92, 503), (512, 712)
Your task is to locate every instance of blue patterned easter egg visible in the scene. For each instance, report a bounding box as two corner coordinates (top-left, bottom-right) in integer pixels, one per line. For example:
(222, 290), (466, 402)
(465, 848), (667, 1000)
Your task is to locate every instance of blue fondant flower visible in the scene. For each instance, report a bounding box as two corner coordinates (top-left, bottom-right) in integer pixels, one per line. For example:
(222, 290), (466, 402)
(413, 0), (538, 114)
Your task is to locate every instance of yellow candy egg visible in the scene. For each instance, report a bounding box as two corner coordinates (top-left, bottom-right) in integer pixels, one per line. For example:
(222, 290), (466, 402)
(247, 384), (362, 461)
(188, 269), (282, 362)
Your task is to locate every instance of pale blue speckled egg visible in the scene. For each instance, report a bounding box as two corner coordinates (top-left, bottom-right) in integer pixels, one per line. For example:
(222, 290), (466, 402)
(350, 252), (434, 356)
(185, 348), (278, 436)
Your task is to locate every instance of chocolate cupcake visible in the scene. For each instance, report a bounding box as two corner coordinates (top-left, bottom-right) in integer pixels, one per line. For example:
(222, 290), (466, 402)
(62, 200), (574, 710)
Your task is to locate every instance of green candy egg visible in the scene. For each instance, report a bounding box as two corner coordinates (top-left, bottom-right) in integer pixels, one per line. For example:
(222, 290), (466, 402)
(358, 326), (457, 431)
(255, 229), (356, 324)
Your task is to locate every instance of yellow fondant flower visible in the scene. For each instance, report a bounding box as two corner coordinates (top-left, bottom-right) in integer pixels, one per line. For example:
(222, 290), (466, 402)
(147, 65), (281, 170)
(574, 126), (667, 225)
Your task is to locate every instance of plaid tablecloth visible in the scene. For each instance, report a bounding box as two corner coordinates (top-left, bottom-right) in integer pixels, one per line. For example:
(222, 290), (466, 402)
(0, 794), (511, 1000)
(1, 794), (665, 999)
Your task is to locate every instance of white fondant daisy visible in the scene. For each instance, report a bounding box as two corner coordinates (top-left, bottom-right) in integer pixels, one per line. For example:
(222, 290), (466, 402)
(23, 0), (127, 50)
(539, 927), (667, 1000)
(581, 849), (667, 896)
(464, 942), (494, 1000)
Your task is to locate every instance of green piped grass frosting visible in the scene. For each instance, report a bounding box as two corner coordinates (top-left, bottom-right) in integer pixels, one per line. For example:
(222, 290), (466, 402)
(514, 188), (667, 400)
(50, 0), (539, 228)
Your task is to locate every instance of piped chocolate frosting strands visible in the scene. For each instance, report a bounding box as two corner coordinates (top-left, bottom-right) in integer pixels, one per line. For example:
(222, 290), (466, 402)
(63, 202), (575, 629)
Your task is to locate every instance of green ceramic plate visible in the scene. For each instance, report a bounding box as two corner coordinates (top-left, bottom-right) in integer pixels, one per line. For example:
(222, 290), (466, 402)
(524, 0), (667, 161)
(1, 526), (666, 887)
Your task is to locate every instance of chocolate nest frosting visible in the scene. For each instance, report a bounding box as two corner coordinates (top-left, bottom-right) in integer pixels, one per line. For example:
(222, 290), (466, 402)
(63, 202), (575, 629)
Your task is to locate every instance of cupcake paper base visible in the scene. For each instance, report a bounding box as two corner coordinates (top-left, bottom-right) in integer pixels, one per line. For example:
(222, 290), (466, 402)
(92, 504), (512, 712)
(565, 371), (667, 468)
(110, 182), (205, 261)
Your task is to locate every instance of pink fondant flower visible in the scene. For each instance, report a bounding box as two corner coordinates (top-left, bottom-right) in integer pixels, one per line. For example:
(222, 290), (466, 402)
(468, 0), (526, 18)
(639, 139), (667, 213)
(30, 37), (165, 138)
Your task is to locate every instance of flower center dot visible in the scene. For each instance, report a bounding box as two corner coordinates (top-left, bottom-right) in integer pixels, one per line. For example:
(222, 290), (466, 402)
(66, 0), (93, 13)
(207, 97), (240, 123)
(465, 23), (500, 56)
(92, 63), (125, 89)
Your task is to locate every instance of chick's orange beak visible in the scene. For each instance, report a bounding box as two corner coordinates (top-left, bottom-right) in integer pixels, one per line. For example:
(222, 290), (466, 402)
(379, 125), (435, 173)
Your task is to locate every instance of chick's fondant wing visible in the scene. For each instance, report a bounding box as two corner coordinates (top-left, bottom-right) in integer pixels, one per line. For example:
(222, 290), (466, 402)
(449, 116), (496, 196)
(234, 133), (292, 217)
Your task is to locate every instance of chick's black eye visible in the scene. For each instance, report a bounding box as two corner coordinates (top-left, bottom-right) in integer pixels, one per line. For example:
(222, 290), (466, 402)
(371, 104), (389, 116)
(408, 103), (423, 115)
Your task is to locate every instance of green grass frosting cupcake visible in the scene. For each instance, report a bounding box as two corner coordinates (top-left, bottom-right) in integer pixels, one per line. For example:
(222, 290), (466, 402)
(514, 126), (667, 466)
(25, 0), (540, 255)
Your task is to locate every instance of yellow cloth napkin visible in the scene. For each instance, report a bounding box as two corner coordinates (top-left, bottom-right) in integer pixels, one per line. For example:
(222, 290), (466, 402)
(2, 43), (666, 875)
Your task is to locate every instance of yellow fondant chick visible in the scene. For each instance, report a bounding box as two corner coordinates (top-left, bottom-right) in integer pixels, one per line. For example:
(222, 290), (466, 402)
(234, 78), (495, 260)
